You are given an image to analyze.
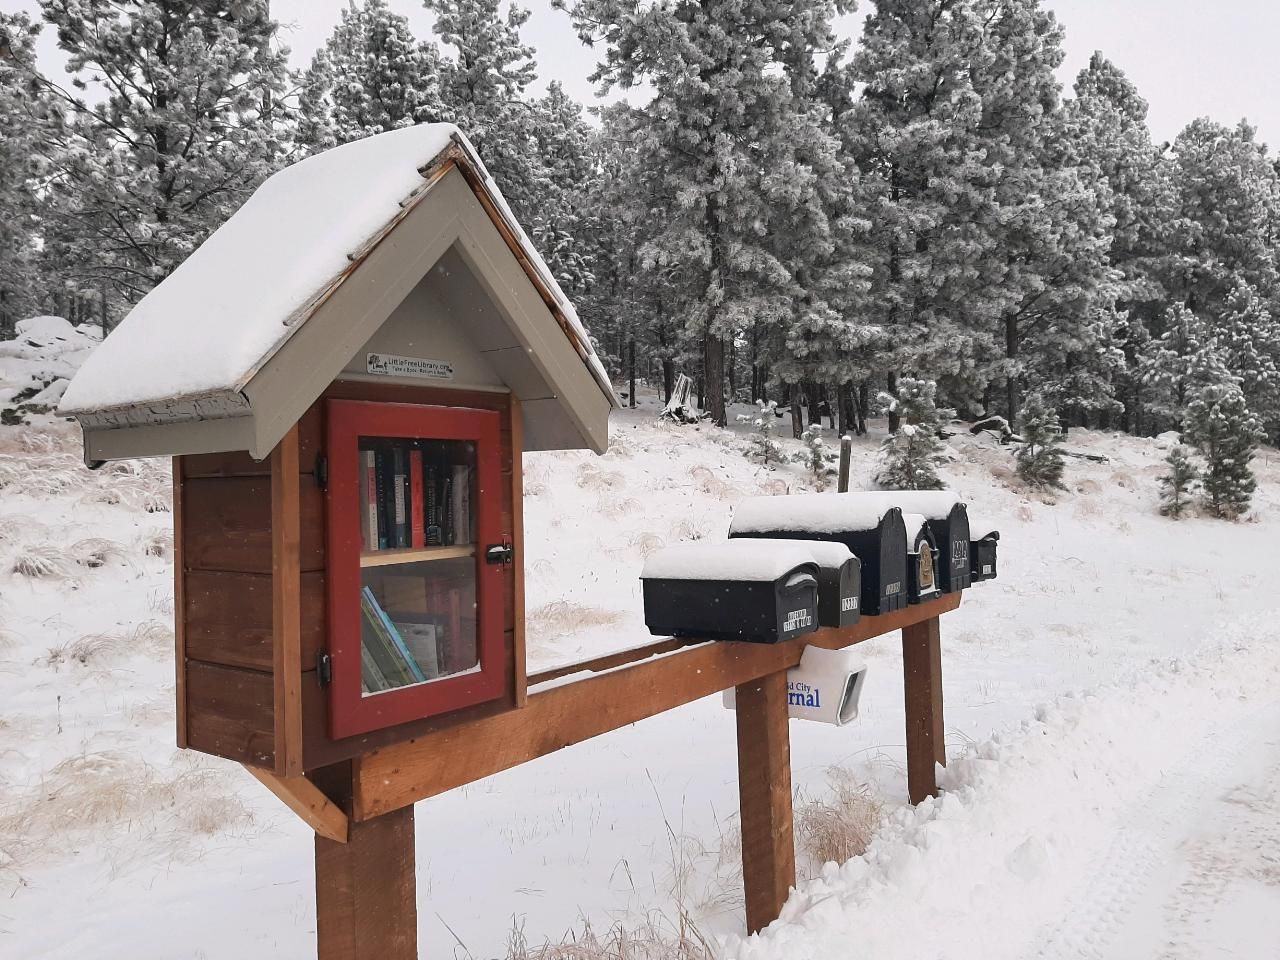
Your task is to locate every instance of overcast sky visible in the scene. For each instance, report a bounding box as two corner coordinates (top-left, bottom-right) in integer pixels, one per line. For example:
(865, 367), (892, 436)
(7, 0), (1279, 147)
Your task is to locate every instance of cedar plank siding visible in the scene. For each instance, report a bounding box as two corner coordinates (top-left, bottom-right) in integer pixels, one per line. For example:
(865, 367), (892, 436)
(176, 390), (519, 772)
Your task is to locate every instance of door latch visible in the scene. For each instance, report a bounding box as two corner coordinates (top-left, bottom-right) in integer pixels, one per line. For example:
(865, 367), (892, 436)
(485, 540), (513, 566)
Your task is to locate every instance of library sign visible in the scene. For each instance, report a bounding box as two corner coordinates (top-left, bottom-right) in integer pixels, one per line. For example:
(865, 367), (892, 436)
(366, 351), (454, 381)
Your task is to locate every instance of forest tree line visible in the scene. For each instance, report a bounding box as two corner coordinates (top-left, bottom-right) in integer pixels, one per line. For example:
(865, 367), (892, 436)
(3, 0), (1280, 449)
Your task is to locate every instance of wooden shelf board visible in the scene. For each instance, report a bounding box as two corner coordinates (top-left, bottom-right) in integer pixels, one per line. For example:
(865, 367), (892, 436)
(360, 545), (475, 568)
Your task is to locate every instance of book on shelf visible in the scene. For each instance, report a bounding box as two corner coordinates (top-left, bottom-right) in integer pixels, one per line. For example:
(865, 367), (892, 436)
(360, 585), (427, 689)
(358, 440), (473, 556)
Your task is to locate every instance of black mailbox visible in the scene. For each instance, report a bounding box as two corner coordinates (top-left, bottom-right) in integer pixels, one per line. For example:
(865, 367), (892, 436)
(971, 531), (999, 581)
(728, 494), (909, 617)
(904, 514), (942, 604)
(733, 539), (862, 629)
(848, 492), (972, 594)
(640, 540), (821, 643)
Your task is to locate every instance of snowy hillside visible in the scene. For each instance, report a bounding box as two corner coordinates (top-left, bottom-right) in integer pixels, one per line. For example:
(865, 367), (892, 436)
(0, 316), (102, 422)
(2, 367), (1279, 957)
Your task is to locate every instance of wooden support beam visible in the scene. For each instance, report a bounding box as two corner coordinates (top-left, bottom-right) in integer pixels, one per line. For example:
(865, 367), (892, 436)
(272, 425), (304, 777)
(902, 615), (946, 805)
(735, 670), (796, 934)
(244, 765), (349, 843)
(316, 806), (417, 960)
(510, 395), (527, 708)
(353, 594), (960, 820)
(172, 457), (188, 749)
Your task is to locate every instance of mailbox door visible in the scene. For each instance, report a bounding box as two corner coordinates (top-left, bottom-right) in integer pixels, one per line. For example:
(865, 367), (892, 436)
(325, 399), (507, 739)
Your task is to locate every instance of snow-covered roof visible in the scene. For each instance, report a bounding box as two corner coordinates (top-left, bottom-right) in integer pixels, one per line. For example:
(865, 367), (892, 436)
(58, 123), (617, 461)
(721, 538), (856, 570)
(729, 493), (901, 536)
(641, 540), (818, 583)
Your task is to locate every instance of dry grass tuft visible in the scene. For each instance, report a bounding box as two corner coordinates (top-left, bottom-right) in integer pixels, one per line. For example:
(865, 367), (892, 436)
(598, 496), (642, 519)
(668, 518), (711, 542)
(9, 542), (76, 580)
(688, 466), (739, 501)
(0, 750), (254, 876)
(506, 916), (713, 960)
(41, 619), (173, 669)
(528, 602), (624, 640)
(70, 536), (132, 569)
(577, 463), (627, 492)
(626, 532), (666, 559)
(137, 528), (174, 560)
(794, 768), (884, 876)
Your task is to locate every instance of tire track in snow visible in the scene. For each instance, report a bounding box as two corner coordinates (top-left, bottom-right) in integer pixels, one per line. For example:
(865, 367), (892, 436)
(1025, 707), (1272, 960)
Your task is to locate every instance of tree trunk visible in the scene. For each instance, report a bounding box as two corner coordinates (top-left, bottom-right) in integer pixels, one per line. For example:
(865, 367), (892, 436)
(628, 339), (636, 409)
(705, 336), (727, 427)
(856, 382), (869, 437)
(662, 359), (675, 405)
(789, 385), (803, 439)
(728, 336), (736, 405)
(1005, 314), (1019, 420)
(805, 381), (821, 432)
(886, 372), (901, 434)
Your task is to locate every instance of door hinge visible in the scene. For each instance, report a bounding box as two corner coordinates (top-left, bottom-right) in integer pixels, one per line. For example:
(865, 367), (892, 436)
(317, 651), (333, 687)
(315, 454), (328, 491)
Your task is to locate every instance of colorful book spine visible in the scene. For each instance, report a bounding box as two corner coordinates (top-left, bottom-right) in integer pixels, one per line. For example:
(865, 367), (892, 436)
(361, 450), (378, 552)
(362, 586), (426, 683)
(451, 465), (470, 545)
(409, 448), (425, 548)
(375, 449), (390, 549)
(391, 447), (407, 548)
(360, 590), (410, 686)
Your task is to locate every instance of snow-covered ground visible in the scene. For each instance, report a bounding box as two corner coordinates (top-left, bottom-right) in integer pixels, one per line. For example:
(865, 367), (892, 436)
(2, 333), (1279, 958)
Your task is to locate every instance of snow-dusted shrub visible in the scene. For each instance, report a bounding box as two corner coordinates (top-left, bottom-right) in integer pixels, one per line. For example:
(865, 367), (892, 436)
(1015, 392), (1066, 489)
(737, 399), (783, 466)
(876, 378), (951, 490)
(137, 528), (174, 560)
(793, 423), (837, 490)
(42, 632), (125, 669)
(1158, 446), (1200, 519)
(70, 537), (131, 570)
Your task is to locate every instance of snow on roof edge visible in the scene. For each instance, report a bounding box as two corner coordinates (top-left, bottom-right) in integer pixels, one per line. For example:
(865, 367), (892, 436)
(60, 124), (617, 418)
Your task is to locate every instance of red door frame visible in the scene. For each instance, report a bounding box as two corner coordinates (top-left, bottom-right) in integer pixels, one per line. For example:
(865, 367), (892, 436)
(325, 399), (507, 739)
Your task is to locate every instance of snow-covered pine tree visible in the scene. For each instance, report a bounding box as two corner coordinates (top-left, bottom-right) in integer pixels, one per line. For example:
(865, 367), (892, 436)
(1165, 119), (1280, 324)
(794, 423), (837, 490)
(1183, 384), (1263, 520)
(298, 0), (442, 152)
(737, 400), (783, 467)
(30, 0), (291, 314)
(428, 0), (540, 222)
(1015, 392), (1066, 489)
(1063, 54), (1174, 432)
(875, 378), (953, 490)
(1139, 303), (1236, 433)
(0, 12), (53, 332)
(561, 0), (852, 428)
(1214, 279), (1280, 442)
(1158, 445), (1200, 519)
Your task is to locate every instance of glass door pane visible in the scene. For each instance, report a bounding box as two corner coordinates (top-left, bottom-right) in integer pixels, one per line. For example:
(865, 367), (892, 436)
(355, 436), (478, 695)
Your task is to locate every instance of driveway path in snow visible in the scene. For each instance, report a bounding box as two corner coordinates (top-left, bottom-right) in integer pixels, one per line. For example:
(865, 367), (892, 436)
(1029, 703), (1280, 960)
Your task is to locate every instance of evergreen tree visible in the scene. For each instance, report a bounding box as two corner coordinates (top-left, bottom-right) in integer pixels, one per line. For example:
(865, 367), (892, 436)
(1015, 392), (1066, 488)
(1183, 383), (1263, 519)
(298, 0), (443, 152)
(428, 0), (540, 220)
(0, 12), (53, 332)
(794, 422), (837, 490)
(1214, 279), (1280, 441)
(1158, 445), (1200, 519)
(1139, 303), (1236, 432)
(737, 400), (784, 467)
(876, 377), (952, 490)
(562, 0), (853, 428)
(29, 0), (292, 313)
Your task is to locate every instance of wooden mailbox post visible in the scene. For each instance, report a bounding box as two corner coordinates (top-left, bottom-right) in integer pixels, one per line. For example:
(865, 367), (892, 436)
(58, 124), (963, 957)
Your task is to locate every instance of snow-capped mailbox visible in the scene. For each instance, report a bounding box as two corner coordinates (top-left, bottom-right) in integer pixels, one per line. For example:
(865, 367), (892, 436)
(55, 124), (619, 774)
(827, 492), (972, 594)
(729, 539), (861, 629)
(640, 540), (821, 644)
(723, 646), (868, 726)
(971, 531), (1000, 582)
(903, 513), (942, 605)
(728, 494), (910, 617)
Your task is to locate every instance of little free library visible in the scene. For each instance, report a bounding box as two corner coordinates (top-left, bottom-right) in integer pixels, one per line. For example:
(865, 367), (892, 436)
(58, 124), (999, 959)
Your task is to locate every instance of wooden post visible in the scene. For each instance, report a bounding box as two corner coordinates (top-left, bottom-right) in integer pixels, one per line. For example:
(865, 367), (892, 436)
(837, 436), (852, 493)
(272, 424), (304, 777)
(734, 670), (795, 934)
(316, 806), (418, 960)
(901, 616), (945, 804)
